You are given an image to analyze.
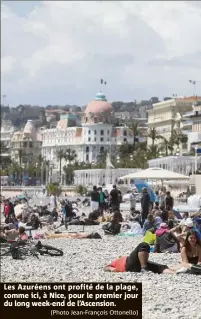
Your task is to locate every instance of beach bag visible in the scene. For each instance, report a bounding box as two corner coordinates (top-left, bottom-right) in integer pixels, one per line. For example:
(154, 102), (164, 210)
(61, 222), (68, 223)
(190, 264), (201, 275)
(143, 230), (156, 245)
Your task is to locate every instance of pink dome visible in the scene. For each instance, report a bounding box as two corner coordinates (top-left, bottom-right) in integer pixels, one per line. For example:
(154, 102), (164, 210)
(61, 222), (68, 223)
(85, 100), (112, 115)
(85, 92), (112, 115)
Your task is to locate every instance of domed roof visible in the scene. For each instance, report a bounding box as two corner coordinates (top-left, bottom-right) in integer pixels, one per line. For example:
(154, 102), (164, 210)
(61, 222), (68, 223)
(85, 92), (112, 115)
(23, 120), (37, 140)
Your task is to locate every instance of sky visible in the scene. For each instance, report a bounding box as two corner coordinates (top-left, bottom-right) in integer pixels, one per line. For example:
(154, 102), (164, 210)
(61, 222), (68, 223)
(1, 1), (201, 106)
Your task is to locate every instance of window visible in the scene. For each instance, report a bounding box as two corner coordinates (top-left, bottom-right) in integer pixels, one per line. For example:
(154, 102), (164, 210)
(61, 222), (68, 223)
(29, 142), (33, 148)
(86, 146), (89, 152)
(94, 117), (98, 123)
(107, 130), (110, 134)
(86, 155), (89, 161)
(88, 130), (91, 134)
(124, 138), (127, 142)
(94, 130), (97, 135)
(100, 137), (104, 142)
(100, 146), (104, 152)
(100, 130), (104, 135)
(123, 131), (127, 136)
(94, 137), (96, 142)
(88, 137), (91, 142)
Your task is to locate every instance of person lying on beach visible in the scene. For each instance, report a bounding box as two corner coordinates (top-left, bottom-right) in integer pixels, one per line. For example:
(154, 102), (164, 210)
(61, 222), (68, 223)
(104, 230), (201, 274)
(45, 232), (101, 239)
(1, 226), (28, 241)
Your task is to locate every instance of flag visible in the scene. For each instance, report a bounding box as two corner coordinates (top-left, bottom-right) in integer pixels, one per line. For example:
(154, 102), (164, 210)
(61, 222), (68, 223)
(134, 180), (156, 202)
(104, 81), (107, 85)
(100, 79), (103, 84)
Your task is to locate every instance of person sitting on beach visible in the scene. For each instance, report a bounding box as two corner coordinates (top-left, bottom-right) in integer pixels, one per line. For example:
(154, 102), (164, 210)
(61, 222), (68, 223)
(172, 218), (201, 245)
(45, 232), (101, 239)
(143, 214), (156, 235)
(104, 230), (201, 274)
(2, 226), (28, 241)
(154, 223), (180, 253)
(153, 210), (163, 229)
(180, 230), (201, 268)
(103, 211), (123, 235)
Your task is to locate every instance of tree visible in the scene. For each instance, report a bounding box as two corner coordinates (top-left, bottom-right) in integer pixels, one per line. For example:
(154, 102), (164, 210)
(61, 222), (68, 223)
(18, 149), (24, 166)
(75, 185), (87, 196)
(148, 128), (162, 146)
(159, 137), (174, 156)
(46, 183), (61, 196)
(129, 121), (140, 150)
(55, 149), (66, 182)
(63, 165), (74, 185)
(170, 130), (188, 149)
(146, 145), (162, 160)
(65, 149), (77, 164)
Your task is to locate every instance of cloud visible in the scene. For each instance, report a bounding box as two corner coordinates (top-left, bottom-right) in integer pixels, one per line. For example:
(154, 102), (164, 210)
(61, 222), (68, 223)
(1, 1), (201, 106)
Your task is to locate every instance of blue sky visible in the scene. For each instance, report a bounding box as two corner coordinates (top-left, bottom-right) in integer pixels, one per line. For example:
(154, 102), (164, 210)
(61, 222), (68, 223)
(3, 1), (41, 17)
(1, 1), (201, 106)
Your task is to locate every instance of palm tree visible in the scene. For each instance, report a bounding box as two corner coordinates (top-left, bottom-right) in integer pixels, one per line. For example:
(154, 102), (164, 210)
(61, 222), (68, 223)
(63, 165), (74, 185)
(64, 149), (77, 185)
(129, 121), (140, 150)
(65, 148), (77, 165)
(55, 149), (66, 179)
(148, 128), (162, 146)
(146, 144), (162, 160)
(159, 137), (174, 156)
(18, 149), (24, 166)
(170, 130), (188, 151)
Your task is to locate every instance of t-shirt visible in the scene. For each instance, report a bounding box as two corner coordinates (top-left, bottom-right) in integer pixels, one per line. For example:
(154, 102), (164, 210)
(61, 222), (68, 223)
(99, 192), (105, 204)
(107, 256), (127, 272)
(110, 189), (119, 205)
(91, 191), (100, 202)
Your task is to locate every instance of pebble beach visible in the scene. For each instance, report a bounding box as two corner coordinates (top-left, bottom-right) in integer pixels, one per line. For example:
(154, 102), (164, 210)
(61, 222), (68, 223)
(1, 224), (201, 319)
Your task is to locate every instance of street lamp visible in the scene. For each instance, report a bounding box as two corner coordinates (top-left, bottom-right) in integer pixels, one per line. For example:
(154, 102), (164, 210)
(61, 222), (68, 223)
(21, 163), (25, 185)
(116, 155), (120, 166)
(35, 162), (38, 184)
(194, 145), (198, 174)
(176, 147), (180, 156)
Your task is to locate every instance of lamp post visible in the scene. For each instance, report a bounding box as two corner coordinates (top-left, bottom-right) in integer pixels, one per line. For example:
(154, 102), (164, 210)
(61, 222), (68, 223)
(21, 164), (25, 185)
(176, 147), (180, 156)
(194, 145), (198, 174)
(35, 162), (38, 185)
(49, 163), (53, 183)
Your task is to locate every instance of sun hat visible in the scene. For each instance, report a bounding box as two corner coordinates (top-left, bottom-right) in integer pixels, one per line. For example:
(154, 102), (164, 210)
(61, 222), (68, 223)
(184, 218), (193, 228)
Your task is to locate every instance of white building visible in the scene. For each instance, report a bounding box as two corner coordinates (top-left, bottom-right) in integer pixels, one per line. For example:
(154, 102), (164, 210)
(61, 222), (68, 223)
(182, 100), (201, 151)
(147, 96), (200, 147)
(11, 120), (42, 165)
(41, 92), (134, 180)
(0, 119), (15, 162)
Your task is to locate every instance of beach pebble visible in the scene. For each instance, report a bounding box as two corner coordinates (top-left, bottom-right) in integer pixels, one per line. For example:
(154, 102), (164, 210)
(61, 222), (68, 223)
(1, 225), (201, 318)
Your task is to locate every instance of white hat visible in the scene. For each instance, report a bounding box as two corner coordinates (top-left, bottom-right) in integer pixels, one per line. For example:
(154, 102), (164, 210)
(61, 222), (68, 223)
(184, 218), (193, 228)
